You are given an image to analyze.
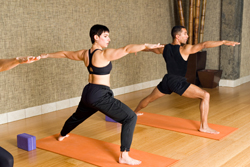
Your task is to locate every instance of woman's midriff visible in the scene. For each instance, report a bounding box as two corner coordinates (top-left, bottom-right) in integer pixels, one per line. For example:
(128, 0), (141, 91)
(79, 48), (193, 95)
(88, 74), (110, 87)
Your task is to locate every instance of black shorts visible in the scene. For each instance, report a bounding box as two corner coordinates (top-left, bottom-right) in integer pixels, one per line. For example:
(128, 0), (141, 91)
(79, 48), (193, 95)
(157, 74), (190, 95)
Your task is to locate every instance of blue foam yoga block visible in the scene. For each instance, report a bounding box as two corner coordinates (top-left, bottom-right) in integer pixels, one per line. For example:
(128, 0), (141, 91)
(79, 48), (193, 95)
(17, 133), (36, 151)
(105, 115), (117, 123)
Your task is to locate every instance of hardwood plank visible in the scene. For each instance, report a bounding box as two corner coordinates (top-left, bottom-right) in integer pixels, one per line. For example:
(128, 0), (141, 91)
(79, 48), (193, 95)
(1, 82), (250, 166)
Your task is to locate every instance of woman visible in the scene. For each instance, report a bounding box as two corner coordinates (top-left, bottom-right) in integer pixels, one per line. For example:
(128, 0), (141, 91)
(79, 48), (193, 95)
(0, 55), (40, 167)
(40, 24), (163, 165)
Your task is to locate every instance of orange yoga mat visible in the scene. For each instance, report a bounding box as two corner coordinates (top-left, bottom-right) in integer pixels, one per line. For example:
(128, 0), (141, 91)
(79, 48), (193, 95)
(137, 112), (237, 140)
(37, 133), (178, 167)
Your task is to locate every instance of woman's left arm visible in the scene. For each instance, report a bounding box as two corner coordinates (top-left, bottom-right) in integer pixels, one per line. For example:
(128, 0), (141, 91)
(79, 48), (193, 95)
(103, 43), (164, 61)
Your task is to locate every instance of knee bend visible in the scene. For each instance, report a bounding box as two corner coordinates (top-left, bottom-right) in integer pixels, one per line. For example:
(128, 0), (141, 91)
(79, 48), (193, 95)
(131, 113), (137, 122)
(203, 91), (210, 100)
(127, 113), (137, 123)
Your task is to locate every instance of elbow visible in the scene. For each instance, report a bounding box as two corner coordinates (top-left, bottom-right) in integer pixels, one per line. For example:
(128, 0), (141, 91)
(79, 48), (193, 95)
(124, 46), (131, 54)
(202, 43), (207, 49)
(61, 52), (68, 58)
(62, 52), (67, 57)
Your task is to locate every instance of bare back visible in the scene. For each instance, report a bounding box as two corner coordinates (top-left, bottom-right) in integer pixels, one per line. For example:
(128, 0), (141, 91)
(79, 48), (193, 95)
(82, 49), (111, 86)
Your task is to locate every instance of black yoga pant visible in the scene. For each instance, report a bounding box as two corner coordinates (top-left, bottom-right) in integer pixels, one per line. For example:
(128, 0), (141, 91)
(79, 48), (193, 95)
(0, 147), (14, 167)
(60, 83), (137, 152)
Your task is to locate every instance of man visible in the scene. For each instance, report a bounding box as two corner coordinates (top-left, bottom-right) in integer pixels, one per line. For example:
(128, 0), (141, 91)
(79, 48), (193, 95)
(134, 25), (240, 134)
(0, 55), (40, 167)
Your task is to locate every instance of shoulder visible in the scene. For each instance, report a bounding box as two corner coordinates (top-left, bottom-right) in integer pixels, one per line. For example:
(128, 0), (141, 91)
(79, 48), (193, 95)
(92, 49), (108, 61)
(80, 49), (89, 59)
(180, 44), (193, 54)
(182, 44), (192, 50)
(163, 44), (171, 51)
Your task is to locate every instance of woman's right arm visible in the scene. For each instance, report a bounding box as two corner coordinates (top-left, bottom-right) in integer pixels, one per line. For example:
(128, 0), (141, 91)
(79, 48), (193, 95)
(40, 50), (87, 61)
(0, 56), (40, 72)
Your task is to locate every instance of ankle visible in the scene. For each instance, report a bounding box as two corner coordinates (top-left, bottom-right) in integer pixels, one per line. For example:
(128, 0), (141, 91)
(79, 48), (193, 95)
(120, 151), (129, 158)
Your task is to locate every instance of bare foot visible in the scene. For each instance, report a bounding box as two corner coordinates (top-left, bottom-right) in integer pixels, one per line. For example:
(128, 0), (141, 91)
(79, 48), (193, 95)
(119, 151), (141, 165)
(58, 134), (69, 141)
(135, 112), (143, 116)
(199, 127), (220, 134)
(134, 111), (143, 116)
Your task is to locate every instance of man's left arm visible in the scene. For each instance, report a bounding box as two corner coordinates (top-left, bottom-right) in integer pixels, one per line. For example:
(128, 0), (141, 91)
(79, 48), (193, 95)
(183, 40), (240, 55)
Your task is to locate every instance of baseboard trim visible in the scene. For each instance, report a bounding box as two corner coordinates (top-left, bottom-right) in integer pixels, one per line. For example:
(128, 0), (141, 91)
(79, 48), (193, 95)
(3, 76), (249, 125)
(0, 79), (161, 125)
(219, 75), (250, 87)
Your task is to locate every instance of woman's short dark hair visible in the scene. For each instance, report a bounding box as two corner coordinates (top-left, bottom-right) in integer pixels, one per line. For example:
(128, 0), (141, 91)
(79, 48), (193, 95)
(171, 25), (186, 39)
(89, 24), (109, 44)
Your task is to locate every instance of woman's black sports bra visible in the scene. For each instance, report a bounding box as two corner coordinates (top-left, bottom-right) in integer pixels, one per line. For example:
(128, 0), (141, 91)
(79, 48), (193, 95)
(87, 49), (112, 75)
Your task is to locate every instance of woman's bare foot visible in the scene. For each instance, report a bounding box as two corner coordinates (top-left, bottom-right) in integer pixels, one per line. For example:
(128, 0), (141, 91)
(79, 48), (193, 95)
(58, 134), (69, 141)
(199, 126), (220, 134)
(135, 112), (143, 116)
(119, 151), (141, 165)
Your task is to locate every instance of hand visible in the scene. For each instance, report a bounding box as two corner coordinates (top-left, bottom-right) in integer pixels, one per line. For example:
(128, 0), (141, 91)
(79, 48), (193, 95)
(223, 41), (240, 46)
(16, 56), (41, 64)
(40, 53), (49, 59)
(145, 43), (164, 49)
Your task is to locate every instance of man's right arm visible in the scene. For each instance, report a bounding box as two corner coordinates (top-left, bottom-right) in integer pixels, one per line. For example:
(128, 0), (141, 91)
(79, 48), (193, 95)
(142, 44), (166, 54)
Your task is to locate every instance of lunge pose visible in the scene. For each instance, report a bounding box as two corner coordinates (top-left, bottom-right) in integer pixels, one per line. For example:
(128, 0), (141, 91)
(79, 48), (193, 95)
(134, 25), (240, 134)
(40, 24), (163, 165)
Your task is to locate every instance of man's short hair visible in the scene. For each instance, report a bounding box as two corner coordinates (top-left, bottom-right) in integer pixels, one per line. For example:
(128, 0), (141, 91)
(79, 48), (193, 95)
(171, 26), (186, 39)
(89, 24), (109, 44)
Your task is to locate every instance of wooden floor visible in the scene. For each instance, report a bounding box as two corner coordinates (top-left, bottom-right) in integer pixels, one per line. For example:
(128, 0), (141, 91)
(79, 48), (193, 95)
(1, 82), (250, 167)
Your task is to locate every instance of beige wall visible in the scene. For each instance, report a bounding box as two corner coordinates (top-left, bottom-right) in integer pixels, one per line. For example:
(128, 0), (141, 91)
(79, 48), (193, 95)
(0, 0), (174, 113)
(202, 1), (221, 70)
(0, 0), (227, 114)
(181, 1), (221, 70)
(241, 0), (250, 77)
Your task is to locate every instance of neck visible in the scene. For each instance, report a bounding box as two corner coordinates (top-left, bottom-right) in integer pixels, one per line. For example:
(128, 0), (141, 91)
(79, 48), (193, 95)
(91, 43), (103, 51)
(171, 39), (181, 45)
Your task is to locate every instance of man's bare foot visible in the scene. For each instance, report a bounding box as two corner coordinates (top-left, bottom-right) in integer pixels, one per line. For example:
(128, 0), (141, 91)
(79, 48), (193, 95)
(58, 134), (69, 141)
(119, 151), (141, 165)
(199, 127), (220, 134)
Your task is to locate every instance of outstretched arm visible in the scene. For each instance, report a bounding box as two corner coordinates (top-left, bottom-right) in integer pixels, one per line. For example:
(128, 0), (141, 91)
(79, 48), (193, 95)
(0, 56), (40, 72)
(103, 43), (164, 61)
(142, 44), (166, 54)
(40, 50), (87, 61)
(182, 40), (240, 55)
